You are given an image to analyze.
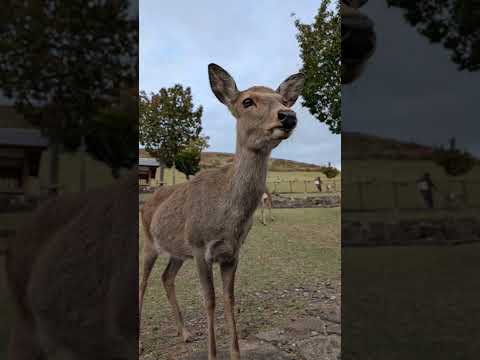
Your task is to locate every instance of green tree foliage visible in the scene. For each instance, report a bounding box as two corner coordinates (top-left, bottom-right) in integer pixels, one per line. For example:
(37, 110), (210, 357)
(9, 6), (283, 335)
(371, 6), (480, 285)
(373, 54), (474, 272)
(139, 86), (204, 182)
(320, 163), (341, 178)
(295, 0), (341, 134)
(387, 0), (480, 71)
(175, 137), (210, 179)
(433, 137), (476, 176)
(0, 0), (137, 181)
(84, 91), (139, 178)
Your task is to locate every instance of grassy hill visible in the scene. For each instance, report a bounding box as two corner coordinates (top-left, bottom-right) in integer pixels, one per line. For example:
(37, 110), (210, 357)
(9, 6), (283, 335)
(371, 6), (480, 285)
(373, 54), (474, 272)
(139, 149), (329, 172)
(139, 149), (340, 190)
(343, 132), (436, 160)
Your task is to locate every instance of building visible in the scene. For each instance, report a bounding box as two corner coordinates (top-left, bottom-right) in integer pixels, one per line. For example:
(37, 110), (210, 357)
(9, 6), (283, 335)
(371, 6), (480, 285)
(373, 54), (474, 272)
(0, 123), (48, 199)
(139, 157), (160, 185)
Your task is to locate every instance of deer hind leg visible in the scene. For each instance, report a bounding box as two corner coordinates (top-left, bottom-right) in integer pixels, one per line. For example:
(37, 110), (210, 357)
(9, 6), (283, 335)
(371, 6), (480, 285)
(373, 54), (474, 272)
(260, 205), (266, 225)
(161, 257), (192, 343)
(268, 202), (274, 222)
(220, 259), (240, 360)
(195, 254), (217, 360)
(139, 244), (158, 318)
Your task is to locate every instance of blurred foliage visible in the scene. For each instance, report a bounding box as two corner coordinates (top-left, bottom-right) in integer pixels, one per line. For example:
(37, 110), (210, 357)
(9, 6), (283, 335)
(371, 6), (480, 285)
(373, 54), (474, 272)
(387, 0), (480, 71)
(0, 0), (138, 175)
(433, 137), (475, 176)
(295, 0), (341, 134)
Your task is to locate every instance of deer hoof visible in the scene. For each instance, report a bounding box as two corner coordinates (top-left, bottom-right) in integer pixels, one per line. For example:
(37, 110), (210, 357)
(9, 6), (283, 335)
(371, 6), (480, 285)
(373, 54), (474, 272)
(182, 328), (194, 343)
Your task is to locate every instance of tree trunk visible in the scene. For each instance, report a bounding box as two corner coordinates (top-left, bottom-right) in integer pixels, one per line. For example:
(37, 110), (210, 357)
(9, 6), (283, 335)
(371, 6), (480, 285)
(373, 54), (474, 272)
(79, 135), (87, 192)
(49, 142), (60, 196)
(159, 164), (165, 186)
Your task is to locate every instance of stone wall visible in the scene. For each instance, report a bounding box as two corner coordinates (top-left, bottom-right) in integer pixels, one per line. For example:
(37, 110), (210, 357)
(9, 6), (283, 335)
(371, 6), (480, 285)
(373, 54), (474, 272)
(272, 194), (340, 208)
(343, 217), (480, 246)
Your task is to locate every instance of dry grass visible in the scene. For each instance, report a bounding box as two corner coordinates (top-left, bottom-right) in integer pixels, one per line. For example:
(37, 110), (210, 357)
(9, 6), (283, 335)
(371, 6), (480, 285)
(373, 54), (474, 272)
(139, 206), (340, 358)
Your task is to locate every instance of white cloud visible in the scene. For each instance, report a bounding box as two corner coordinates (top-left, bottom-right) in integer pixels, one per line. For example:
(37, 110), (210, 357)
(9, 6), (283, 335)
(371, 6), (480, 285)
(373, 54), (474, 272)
(140, 0), (340, 166)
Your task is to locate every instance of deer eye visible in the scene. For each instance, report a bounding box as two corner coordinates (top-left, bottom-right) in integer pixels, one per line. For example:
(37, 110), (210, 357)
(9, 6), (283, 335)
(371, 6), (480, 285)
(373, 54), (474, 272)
(242, 98), (254, 108)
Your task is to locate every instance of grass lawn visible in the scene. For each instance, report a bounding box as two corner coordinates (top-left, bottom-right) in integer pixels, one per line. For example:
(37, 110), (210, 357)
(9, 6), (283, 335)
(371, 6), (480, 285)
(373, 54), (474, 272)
(139, 207), (340, 358)
(343, 244), (480, 360)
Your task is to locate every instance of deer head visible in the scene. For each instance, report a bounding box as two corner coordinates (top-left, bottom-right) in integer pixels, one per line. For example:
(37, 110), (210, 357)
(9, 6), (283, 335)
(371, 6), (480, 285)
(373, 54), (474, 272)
(341, 0), (376, 84)
(208, 63), (304, 153)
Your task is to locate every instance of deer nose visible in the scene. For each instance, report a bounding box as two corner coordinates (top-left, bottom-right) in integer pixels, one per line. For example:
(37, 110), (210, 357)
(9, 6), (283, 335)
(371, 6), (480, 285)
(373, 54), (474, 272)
(278, 110), (297, 130)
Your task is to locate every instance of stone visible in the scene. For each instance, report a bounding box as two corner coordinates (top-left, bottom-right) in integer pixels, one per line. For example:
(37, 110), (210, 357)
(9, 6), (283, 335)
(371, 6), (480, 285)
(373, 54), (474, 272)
(286, 318), (325, 337)
(326, 323), (341, 335)
(183, 341), (290, 360)
(254, 328), (287, 343)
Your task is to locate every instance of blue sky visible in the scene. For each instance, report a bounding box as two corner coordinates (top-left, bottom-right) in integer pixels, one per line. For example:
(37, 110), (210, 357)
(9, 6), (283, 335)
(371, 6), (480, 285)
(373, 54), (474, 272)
(140, 0), (340, 167)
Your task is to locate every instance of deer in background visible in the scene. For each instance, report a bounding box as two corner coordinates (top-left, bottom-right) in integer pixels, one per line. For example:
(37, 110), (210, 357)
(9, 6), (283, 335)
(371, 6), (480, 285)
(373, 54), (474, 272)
(259, 190), (274, 225)
(139, 64), (304, 360)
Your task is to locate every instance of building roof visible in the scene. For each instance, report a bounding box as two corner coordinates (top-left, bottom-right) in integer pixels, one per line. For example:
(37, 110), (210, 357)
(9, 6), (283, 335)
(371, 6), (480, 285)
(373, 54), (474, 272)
(139, 157), (160, 167)
(0, 128), (48, 148)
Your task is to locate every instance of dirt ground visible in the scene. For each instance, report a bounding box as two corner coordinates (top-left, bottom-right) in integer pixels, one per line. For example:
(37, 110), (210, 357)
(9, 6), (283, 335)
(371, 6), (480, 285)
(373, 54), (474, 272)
(140, 278), (340, 360)
(139, 207), (341, 360)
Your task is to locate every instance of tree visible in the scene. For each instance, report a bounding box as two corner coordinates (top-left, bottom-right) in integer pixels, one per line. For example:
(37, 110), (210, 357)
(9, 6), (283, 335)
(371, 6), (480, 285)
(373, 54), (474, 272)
(0, 1), (137, 191)
(175, 137), (210, 179)
(387, 0), (480, 71)
(295, 0), (341, 134)
(433, 137), (475, 176)
(139, 85), (204, 184)
(320, 162), (341, 178)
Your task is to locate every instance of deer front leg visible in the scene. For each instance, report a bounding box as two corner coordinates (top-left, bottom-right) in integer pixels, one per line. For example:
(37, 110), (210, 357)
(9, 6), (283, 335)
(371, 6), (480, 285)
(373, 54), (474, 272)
(268, 205), (274, 222)
(161, 257), (192, 342)
(221, 258), (240, 360)
(195, 254), (217, 360)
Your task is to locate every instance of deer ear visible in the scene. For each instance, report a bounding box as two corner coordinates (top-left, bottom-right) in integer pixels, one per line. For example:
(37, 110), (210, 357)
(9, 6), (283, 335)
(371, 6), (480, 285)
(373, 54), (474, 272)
(276, 73), (305, 107)
(208, 63), (239, 105)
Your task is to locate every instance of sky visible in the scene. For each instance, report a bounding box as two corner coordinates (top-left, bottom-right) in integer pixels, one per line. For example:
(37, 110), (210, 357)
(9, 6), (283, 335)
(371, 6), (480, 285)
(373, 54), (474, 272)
(139, 0), (340, 167)
(342, 1), (480, 156)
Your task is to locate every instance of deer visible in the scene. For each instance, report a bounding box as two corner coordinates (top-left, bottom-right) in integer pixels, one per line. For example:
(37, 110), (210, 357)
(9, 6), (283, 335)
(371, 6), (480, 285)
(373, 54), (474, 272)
(259, 190), (274, 225)
(139, 63), (304, 360)
(5, 172), (138, 360)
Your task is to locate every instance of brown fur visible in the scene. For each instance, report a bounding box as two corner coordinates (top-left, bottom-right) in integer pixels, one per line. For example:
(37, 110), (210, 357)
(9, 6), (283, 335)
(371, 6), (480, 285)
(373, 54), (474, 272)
(139, 64), (304, 360)
(6, 172), (138, 360)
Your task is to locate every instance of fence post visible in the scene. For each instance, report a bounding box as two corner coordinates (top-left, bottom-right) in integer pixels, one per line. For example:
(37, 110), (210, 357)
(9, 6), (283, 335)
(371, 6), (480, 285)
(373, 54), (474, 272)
(461, 180), (468, 207)
(304, 180), (308, 193)
(358, 182), (365, 210)
(273, 182), (277, 193)
(289, 181), (293, 193)
(392, 182), (400, 209)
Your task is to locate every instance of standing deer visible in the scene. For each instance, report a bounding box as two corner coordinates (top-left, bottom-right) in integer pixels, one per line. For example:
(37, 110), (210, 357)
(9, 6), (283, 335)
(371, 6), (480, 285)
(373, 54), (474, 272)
(259, 190), (274, 225)
(139, 63), (304, 360)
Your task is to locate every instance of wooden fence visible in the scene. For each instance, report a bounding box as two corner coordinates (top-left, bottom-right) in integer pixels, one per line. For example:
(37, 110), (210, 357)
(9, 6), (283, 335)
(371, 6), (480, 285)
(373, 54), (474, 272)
(343, 179), (480, 211)
(266, 179), (341, 194)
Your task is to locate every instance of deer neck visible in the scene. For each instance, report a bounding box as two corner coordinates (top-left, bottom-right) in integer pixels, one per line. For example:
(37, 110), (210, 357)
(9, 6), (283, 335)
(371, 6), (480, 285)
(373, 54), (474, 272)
(227, 144), (270, 218)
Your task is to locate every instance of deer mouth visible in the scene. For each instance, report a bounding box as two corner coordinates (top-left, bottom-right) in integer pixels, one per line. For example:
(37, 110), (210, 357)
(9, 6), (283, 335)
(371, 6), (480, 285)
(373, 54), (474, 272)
(271, 126), (294, 140)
